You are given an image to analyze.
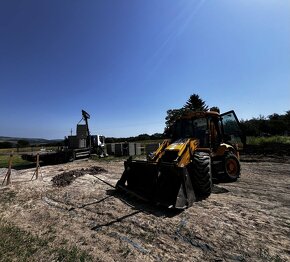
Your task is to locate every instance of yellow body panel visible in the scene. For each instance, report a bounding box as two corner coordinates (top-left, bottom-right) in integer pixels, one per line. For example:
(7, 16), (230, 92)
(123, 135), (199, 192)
(214, 143), (239, 159)
(162, 139), (198, 167)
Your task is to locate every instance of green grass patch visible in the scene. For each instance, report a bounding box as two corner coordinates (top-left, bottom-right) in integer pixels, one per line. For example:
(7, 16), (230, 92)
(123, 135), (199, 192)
(0, 146), (58, 154)
(0, 154), (33, 169)
(247, 136), (290, 145)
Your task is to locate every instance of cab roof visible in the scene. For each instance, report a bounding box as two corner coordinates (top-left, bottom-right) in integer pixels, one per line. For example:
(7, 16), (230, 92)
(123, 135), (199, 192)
(179, 111), (220, 120)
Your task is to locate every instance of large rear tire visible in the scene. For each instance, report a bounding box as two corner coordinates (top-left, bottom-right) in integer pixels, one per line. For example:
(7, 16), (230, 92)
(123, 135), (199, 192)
(224, 152), (240, 182)
(189, 152), (212, 199)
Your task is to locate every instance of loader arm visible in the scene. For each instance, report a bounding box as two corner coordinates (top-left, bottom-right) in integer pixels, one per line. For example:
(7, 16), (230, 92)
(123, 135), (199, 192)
(174, 139), (198, 167)
(116, 138), (202, 209)
(148, 139), (171, 162)
(148, 138), (198, 166)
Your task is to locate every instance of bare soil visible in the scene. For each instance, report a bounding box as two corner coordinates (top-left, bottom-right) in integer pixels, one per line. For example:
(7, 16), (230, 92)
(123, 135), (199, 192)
(0, 156), (289, 261)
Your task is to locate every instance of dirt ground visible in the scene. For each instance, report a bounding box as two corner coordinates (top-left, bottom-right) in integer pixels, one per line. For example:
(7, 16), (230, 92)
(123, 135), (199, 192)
(0, 156), (289, 262)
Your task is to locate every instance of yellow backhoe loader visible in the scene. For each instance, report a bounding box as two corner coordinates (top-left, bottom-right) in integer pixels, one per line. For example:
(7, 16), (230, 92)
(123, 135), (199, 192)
(116, 110), (245, 209)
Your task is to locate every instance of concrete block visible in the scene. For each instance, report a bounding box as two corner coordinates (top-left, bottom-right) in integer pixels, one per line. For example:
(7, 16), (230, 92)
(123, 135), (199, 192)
(115, 143), (123, 156)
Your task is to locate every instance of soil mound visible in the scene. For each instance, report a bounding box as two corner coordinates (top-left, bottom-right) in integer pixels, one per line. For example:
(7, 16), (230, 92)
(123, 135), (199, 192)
(51, 166), (107, 187)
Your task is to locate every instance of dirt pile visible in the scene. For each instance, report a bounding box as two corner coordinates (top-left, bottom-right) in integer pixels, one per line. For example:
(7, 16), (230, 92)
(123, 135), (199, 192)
(51, 166), (107, 187)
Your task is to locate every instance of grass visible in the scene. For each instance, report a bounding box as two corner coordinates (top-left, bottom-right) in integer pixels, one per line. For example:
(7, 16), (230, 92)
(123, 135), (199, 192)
(0, 219), (92, 262)
(247, 136), (290, 145)
(0, 220), (48, 262)
(0, 146), (58, 169)
(0, 146), (58, 154)
(0, 154), (33, 169)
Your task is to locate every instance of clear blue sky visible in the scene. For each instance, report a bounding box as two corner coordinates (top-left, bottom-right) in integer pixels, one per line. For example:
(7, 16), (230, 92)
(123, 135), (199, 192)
(1, 0), (289, 139)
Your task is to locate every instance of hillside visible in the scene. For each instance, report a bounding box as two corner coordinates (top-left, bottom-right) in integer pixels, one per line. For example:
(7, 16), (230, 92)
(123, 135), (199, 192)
(0, 136), (62, 145)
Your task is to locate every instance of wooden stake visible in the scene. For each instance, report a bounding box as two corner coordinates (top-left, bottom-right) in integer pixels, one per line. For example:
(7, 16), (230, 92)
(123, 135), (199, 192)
(31, 153), (41, 180)
(2, 152), (13, 186)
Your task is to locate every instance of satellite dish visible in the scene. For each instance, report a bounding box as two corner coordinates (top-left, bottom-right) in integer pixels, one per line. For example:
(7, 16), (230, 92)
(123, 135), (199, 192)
(82, 110), (90, 119)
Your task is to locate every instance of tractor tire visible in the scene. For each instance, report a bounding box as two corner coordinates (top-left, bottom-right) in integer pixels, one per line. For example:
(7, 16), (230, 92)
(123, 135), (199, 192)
(189, 152), (212, 200)
(223, 152), (240, 182)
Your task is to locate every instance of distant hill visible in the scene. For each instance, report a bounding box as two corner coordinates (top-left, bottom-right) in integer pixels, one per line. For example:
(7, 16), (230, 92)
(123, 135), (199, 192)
(0, 136), (63, 145)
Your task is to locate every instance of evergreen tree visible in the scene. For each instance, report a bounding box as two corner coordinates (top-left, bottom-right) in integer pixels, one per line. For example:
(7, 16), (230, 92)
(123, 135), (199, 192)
(164, 93), (209, 136)
(183, 94), (208, 112)
(210, 106), (220, 113)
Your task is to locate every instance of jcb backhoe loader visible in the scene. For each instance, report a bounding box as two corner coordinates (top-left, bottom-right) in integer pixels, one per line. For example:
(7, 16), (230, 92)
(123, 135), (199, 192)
(116, 110), (244, 209)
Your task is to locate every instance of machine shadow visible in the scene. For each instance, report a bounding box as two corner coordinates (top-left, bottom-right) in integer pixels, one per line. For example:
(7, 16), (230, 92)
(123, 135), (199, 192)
(106, 189), (183, 218)
(211, 185), (230, 194)
(105, 185), (230, 219)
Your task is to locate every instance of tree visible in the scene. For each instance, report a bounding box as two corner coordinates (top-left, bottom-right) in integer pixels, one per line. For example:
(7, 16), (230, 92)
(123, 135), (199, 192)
(164, 109), (185, 136)
(0, 142), (13, 149)
(183, 94), (208, 112)
(284, 111), (290, 134)
(239, 110), (290, 136)
(17, 140), (30, 148)
(284, 111), (290, 121)
(136, 134), (151, 141)
(164, 93), (209, 136)
(210, 106), (220, 113)
(165, 109), (184, 128)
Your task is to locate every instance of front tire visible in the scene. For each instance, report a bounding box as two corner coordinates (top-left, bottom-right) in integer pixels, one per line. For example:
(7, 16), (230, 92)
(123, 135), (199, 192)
(224, 152), (240, 182)
(189, 152), (212, 199)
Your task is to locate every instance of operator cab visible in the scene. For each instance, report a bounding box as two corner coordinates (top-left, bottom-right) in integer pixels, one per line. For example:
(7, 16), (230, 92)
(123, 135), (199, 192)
(173, 117), (209, 147)
(171, 110), (244, 149)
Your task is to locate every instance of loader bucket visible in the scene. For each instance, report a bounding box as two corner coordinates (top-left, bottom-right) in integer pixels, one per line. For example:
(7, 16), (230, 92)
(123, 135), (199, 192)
(116, 159), (196, 209)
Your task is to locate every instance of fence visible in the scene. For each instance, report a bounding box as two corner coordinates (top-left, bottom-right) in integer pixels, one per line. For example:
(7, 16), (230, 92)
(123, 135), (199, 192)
(1, 151), (42, 186)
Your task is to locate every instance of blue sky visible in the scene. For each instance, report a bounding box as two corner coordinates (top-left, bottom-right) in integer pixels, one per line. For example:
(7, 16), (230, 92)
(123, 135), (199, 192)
(1, 0), (289, 139)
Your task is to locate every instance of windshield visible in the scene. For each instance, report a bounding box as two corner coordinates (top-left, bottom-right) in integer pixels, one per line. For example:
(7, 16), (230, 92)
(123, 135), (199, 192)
(173, 118), (208, 143)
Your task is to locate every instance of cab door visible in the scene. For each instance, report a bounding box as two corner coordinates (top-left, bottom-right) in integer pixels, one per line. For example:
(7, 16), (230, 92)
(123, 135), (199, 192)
(220, 110), (245, 148)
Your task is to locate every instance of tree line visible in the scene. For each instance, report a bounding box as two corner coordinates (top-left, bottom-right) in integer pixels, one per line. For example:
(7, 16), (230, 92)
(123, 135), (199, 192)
(1, 93), (289, 148)
(0, 140), (30, 149)
(163, 93), (290, 137)
(0, 140), (64, 149)
(240, 112), (290, 136)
